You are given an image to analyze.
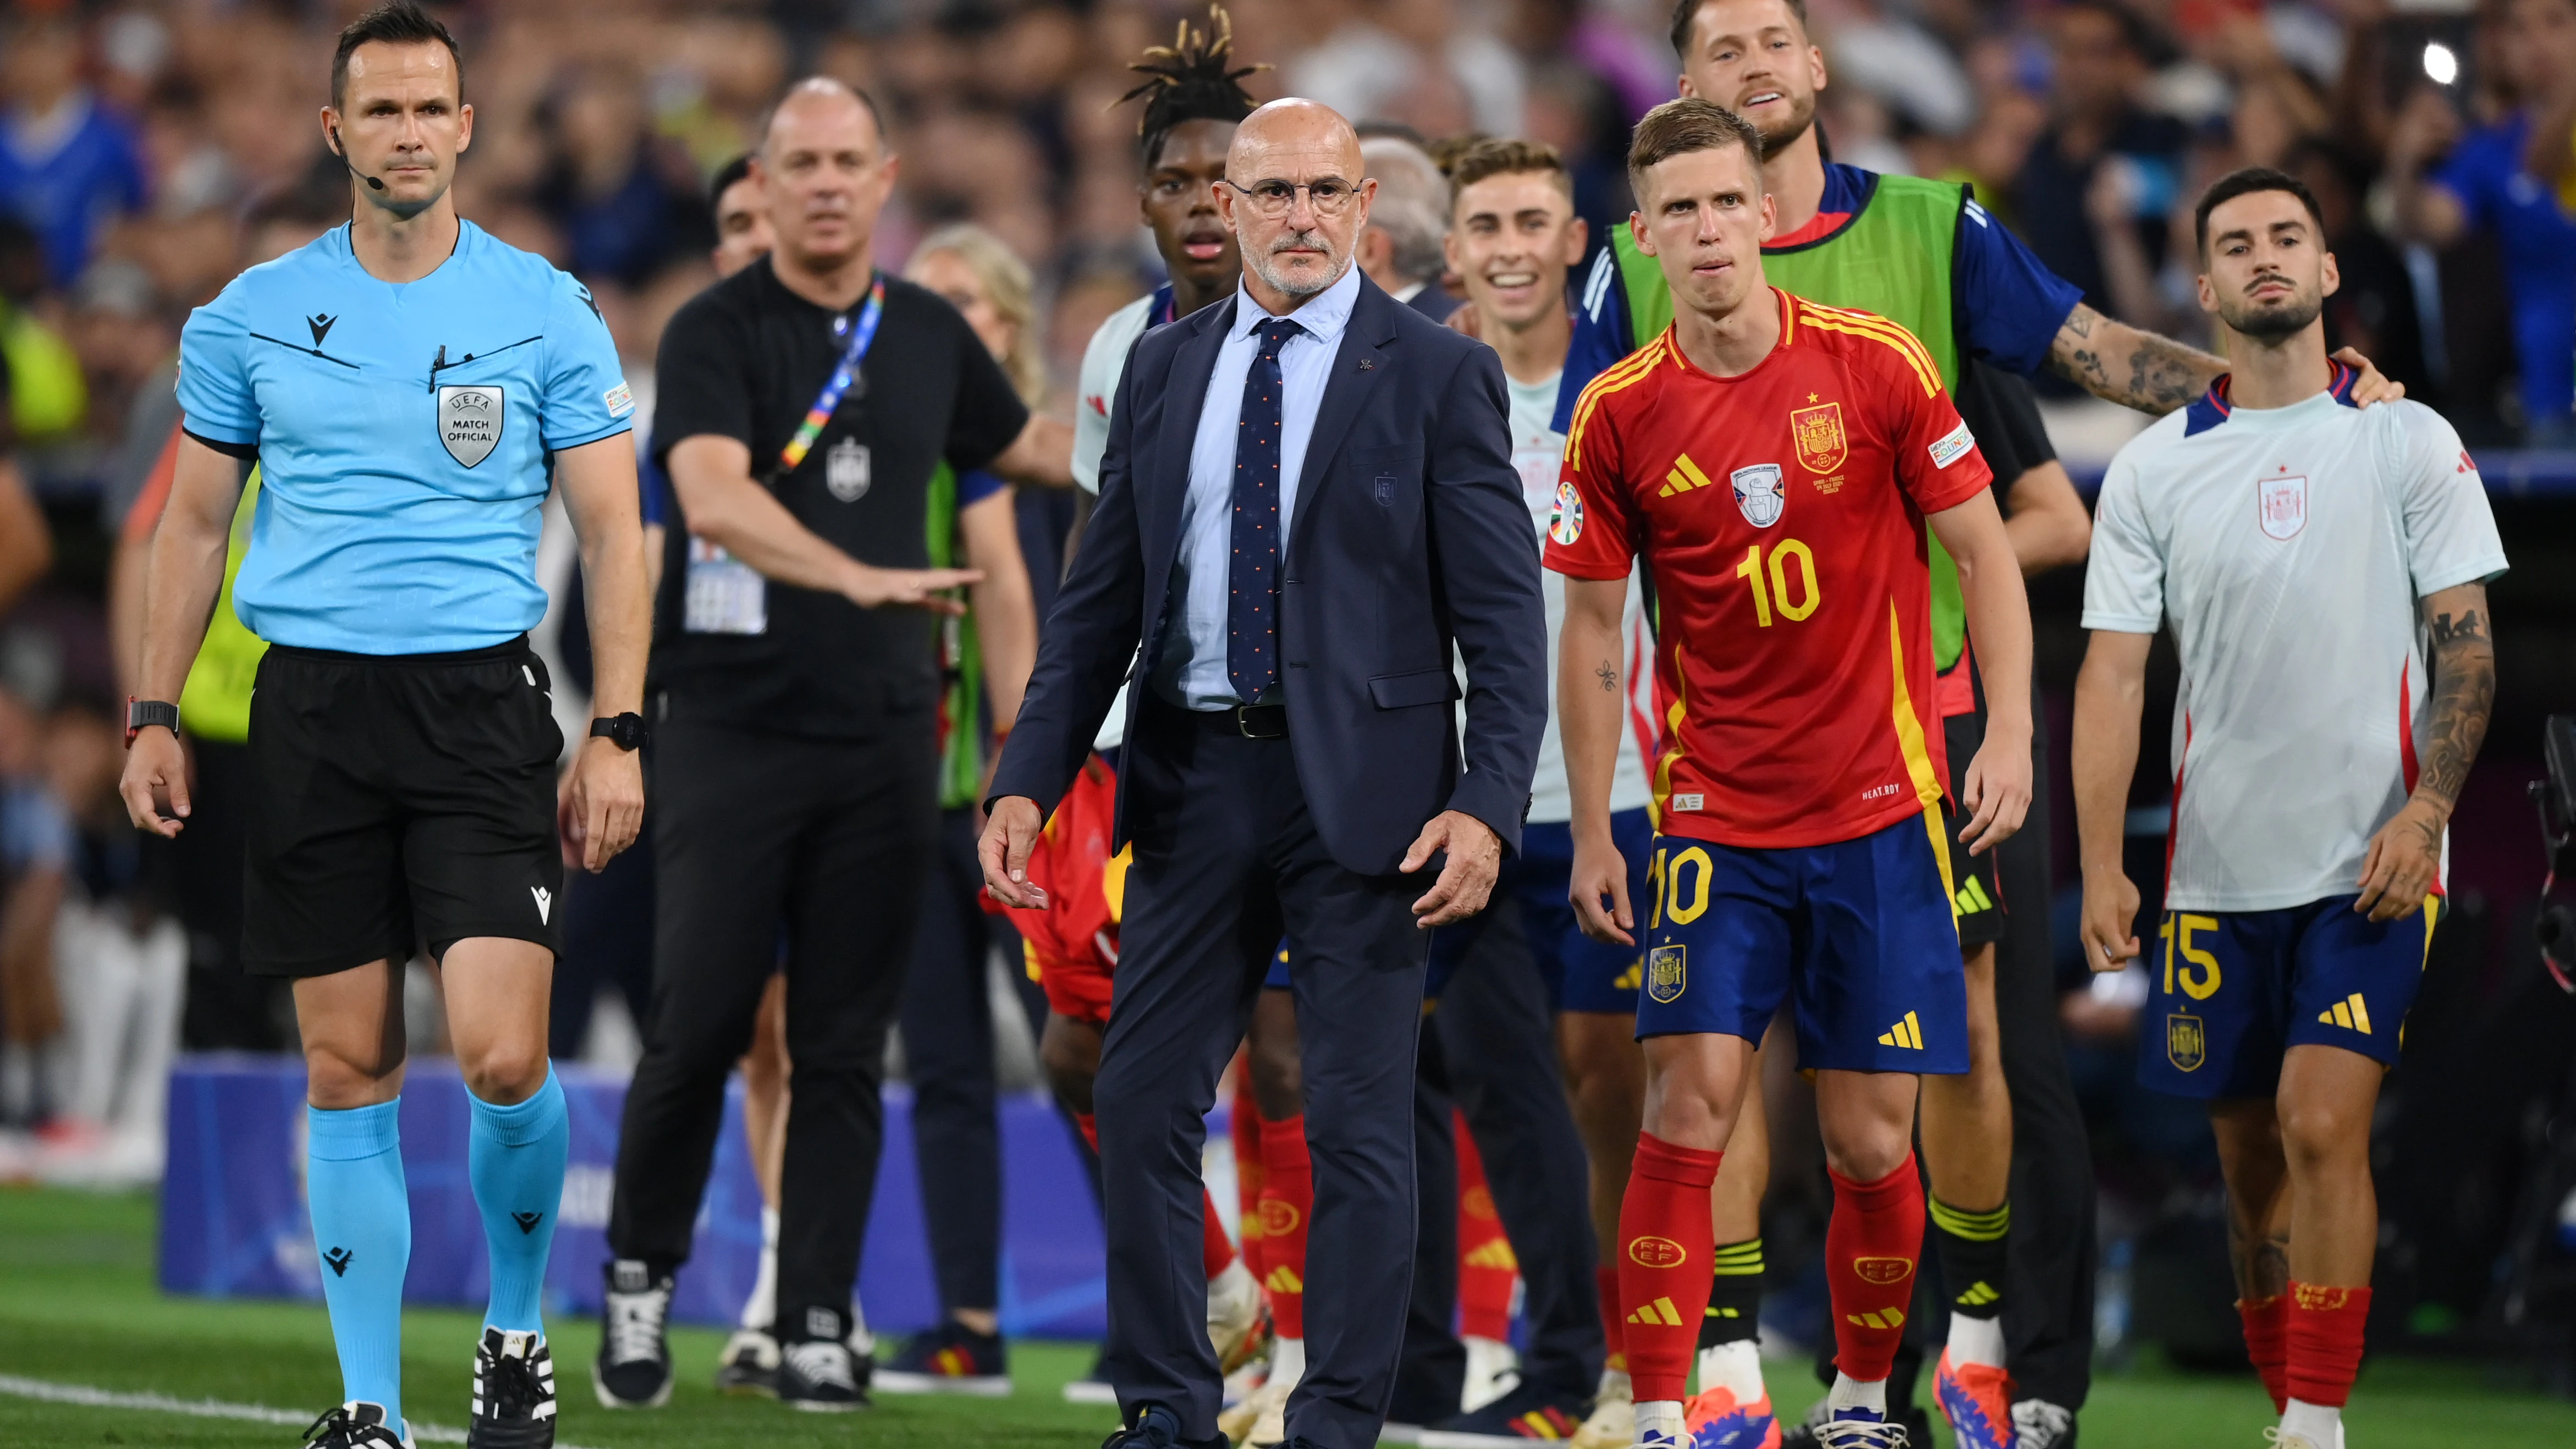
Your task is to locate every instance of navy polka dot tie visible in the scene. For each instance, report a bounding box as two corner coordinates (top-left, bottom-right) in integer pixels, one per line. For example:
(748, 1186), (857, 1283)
(1229, 317), (1302, 703)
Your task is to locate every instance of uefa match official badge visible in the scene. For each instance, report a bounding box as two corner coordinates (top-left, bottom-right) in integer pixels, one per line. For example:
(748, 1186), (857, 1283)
(1646, 944), (1686, 1004)
(1731, 463), (1785, 527)
(2259, 473), (2307, 539)
(438, 385), (503, 467)
(1790, 399), (1846, 475)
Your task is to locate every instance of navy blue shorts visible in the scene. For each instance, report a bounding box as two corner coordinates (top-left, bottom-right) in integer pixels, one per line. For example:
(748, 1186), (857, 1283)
(1422, 808), (1652, 1013)
(2137, 894), (2440, 1099)
(1635, 811), (1967, 1075)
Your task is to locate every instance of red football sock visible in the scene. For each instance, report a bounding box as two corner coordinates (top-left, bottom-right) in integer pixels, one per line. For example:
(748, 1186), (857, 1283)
(1617, 1132), (1722, 1403)
(1826, 1155), (1925, 1386)
(1597, 1265), (1627, 1374)
(1258, 1113), (1313, 1339)
(2239, 1294), (2288, 1412)
(1455, 1109), (1518, 1341)
(1075, 1111), (1100, 1153)
(1202, 1186), (1236, 1280)
(1231, 1075), (1269, 1289)
(2286, 1282), (2370, 1408)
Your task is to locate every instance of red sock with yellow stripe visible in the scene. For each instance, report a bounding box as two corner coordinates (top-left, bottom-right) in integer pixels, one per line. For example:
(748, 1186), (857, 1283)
(1455, 1108), (1518, 1341)
(2285, 1282), (2369, 1409)
(1826, 1154), (1925, 1384)
(1257, 1114), (1313, 1339)
(2239, 1294), (2289, 1412)
(1617, 1132), (1722, 1403)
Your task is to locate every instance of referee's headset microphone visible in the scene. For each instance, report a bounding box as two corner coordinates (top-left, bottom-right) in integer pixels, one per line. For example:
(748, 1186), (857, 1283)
(327, 123), (388, 192)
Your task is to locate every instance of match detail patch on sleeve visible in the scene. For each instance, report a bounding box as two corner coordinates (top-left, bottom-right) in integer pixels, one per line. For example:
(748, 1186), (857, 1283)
(603, 381), (635, 418)
(1928, 419), (1977, 470)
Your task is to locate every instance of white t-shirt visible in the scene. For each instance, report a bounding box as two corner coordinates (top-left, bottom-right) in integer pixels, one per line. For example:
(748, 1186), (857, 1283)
(2082, 384), (2507, 912)
(1504, 371), (1655, 824)
(1070, 291), (1163, 749)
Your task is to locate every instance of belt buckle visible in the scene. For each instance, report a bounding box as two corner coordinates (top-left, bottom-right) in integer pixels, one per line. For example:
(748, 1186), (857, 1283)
(1235, 704), (1284, 740)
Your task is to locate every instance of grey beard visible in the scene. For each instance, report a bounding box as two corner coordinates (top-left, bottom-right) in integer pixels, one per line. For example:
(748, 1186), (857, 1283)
(1252, 231), (1342, 297)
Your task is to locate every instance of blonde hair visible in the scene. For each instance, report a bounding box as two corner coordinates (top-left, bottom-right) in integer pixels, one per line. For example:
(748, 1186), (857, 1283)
(906, 222), (1045, 406)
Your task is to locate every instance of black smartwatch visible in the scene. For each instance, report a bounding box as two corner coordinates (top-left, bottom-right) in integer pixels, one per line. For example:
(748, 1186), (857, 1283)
(125, 697), (180, 748)
(590, 712), (647, 751)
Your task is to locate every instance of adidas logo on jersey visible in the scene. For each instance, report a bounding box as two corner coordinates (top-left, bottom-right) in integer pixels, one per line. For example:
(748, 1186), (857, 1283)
(1878, 1011), (1925, 1050)
(1955, 877), (1994, 915)
(1661, 453), (1717, 498)
(2318, 993), (2373, 1034)
(1627, 1296), (1685, 1326)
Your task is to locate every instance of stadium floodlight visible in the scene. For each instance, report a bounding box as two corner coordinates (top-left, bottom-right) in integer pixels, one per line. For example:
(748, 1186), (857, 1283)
(2423, 42), (2459, 86)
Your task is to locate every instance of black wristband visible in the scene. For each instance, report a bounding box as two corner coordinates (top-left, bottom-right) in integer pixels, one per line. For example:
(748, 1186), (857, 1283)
(125, 697), (179, 748)
(590, 713), (646, 751)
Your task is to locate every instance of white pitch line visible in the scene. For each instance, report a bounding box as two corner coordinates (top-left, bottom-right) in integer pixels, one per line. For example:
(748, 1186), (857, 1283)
(0, 1374), (604, 1448)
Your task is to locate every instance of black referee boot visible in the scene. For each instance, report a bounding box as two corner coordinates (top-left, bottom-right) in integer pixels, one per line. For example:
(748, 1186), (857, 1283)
(777, 1307), (870, 1412)
(467, 1327), (557, 1448)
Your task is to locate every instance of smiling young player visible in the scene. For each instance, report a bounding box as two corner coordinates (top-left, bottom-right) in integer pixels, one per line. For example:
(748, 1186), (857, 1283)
(2073, 169), (2504, 1449)
(1551, 99), (2032, 1449)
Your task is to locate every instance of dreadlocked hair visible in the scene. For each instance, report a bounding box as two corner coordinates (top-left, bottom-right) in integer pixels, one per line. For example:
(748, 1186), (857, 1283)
(1119, 4), (1264, 169)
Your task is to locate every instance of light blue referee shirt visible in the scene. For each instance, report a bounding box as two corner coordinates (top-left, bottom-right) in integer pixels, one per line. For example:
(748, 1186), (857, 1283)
(1153, 262), (1359, 710)
(177, 221), (633, 654)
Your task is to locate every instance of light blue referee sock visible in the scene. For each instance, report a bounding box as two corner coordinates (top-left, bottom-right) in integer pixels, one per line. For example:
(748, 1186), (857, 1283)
(306, 1099), (410, 1433)
(467, 1065), (568, 1335)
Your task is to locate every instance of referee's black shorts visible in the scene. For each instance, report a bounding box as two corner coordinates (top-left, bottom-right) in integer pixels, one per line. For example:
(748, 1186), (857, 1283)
(1937, 650), (2009, 951)
(243, 636), (565, 977)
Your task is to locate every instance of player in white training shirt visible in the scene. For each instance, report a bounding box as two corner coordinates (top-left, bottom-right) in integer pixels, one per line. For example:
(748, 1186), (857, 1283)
(2072, 170), (2503, 1449)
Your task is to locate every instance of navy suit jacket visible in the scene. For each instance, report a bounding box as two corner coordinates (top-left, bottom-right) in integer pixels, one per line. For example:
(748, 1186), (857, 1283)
(988, 272), (1546, 876)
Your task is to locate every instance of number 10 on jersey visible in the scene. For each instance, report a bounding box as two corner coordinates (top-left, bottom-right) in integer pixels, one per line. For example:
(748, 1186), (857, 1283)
(1737, 540), (1821, 626)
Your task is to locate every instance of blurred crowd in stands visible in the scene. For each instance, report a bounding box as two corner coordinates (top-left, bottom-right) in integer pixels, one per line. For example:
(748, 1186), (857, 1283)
(0, 0), (2567, 1229)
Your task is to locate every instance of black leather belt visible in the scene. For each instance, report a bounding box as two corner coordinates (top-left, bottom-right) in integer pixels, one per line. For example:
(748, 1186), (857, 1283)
(1188, 702), (1289, 739)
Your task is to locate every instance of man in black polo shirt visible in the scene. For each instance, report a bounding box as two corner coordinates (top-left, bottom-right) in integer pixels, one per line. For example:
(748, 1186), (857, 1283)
(597, 77), (1072, 1414)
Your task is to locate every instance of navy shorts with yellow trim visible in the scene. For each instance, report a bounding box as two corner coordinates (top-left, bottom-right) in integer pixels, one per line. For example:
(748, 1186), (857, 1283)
(1634, 811), (1968, 1075)
(2139, 895), (2439, 1099)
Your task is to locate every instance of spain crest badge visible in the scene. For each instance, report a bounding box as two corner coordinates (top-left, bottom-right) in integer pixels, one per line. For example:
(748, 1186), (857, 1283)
(1647, 944), (1686, 1004)
(2166, 1012), (2206, 1072)
(1791, 401), (1847, 475)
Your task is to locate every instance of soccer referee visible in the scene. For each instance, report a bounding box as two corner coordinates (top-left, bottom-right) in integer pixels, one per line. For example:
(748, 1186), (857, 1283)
(118, 8), (648, 1448)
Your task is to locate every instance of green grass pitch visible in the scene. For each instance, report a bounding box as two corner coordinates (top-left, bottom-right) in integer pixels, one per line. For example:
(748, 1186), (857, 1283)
(2, 1186), (2569, 1446)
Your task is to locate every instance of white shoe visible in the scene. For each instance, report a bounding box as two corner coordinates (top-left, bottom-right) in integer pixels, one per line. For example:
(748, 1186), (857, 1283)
(2262, 1431), (2329, 1449)
(1459, 1335), (1521, 1414)
(1208, 1258), (1266, 1371)
(1219, 1364), (1295, 1447)
(1570, 1368), (1634, 1449)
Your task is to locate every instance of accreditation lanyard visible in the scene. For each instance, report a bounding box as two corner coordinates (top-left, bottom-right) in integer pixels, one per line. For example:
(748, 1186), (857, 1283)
(772, 273), (887, 480)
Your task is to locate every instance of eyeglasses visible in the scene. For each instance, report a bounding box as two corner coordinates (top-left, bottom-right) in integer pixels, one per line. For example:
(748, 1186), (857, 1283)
(1223, 177), (1361, 218)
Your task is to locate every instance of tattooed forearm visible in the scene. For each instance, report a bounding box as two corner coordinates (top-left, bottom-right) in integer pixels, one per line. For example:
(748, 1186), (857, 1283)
(1595, 658), (1617, 692)
(2415, 591), (2495, 812)
(2045, 304), (2226, 415)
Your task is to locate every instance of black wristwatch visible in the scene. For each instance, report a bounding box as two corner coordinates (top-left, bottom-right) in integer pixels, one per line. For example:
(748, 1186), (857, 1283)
(590, 712), (647, 751)
(125, 697), (180, 748)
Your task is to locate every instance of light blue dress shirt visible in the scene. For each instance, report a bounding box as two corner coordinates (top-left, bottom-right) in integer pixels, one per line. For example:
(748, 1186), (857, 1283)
(1153, 264), (1363, 709)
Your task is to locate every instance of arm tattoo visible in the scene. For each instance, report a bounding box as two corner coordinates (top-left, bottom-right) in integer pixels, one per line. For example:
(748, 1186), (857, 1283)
(2415, 599), (2496, 812)
(2045, 304), (2225, 415)
(1596, 658), (1618, 692)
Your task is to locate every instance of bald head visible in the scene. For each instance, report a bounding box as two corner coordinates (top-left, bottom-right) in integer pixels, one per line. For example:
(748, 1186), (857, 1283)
(754, 76), (899, 279)
(762, 76), (888, 162)
(1219, 98), (1375, 308)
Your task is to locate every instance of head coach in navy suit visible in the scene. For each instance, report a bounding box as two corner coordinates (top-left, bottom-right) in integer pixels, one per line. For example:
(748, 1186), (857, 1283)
(980, 98), (1546, 1449)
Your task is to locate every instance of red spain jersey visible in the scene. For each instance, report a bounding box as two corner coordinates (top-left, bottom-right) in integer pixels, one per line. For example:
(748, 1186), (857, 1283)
(1545, 290), (1993, 849)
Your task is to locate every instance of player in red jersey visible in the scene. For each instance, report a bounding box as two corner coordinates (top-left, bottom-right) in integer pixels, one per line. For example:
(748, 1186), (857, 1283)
(1549, 100), (2033, 1449)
